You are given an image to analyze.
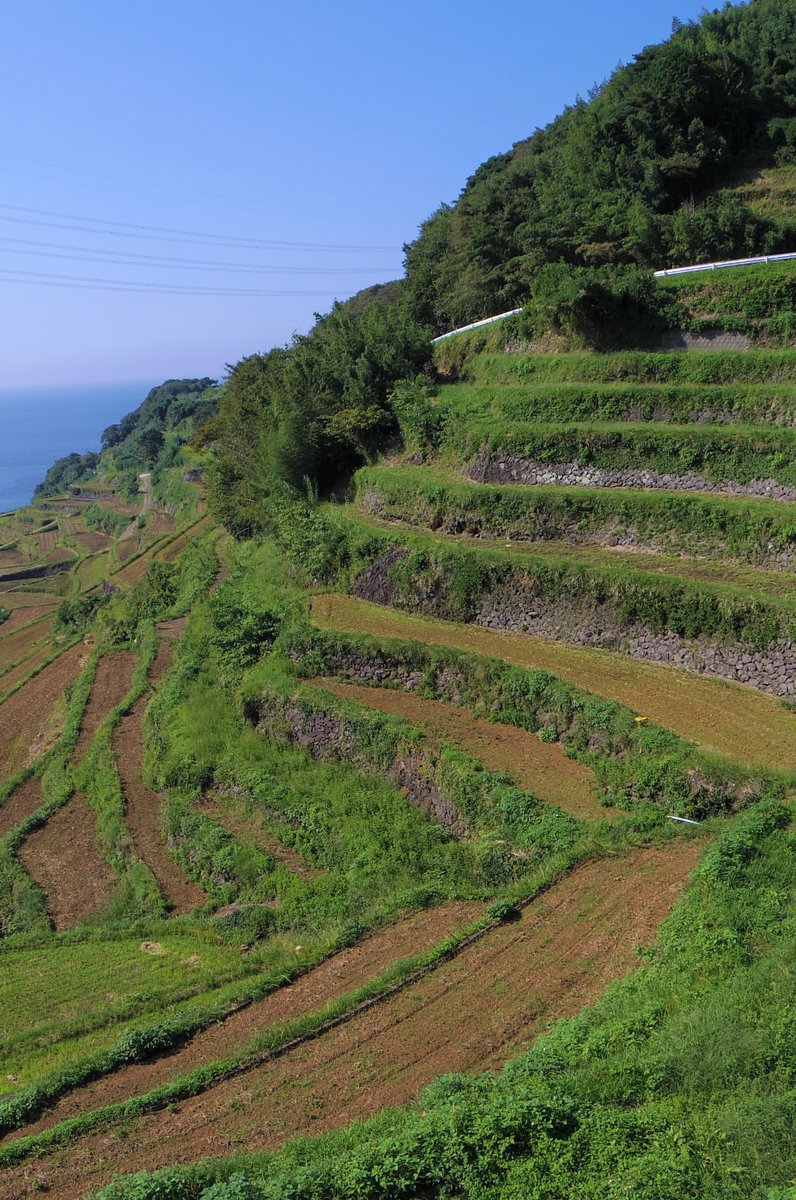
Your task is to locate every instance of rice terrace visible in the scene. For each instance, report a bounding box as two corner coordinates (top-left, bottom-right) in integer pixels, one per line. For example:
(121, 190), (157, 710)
(2, 3), (796, 1198)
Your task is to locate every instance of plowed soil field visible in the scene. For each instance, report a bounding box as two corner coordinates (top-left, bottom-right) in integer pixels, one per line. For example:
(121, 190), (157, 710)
(71, 651), (137, 762)
(2, 841), (702, 1200)
(0, 779), (41, 839)
(113, 700), (205, 914)
(310, 678), (603, 819)
(154, 516), (210, 564)
(0, 645), (87, 775)
(0, 615), (54, 675)
(17, 793), (115, 931)
(310, 595), (796, 773)
(73, 532), (109, 552)
(7, 902), (480, 1141)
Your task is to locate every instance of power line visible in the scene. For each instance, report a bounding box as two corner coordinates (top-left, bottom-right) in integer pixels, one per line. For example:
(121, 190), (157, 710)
(0, 203), (398, 252)
(0, 235), (400, 275)
(0, 266), (345, 297)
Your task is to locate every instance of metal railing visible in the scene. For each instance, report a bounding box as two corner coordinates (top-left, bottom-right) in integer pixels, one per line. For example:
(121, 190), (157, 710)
(431, 251), (796, 342)
(431, 307), (523, 343)
(654, 251), (796, 277)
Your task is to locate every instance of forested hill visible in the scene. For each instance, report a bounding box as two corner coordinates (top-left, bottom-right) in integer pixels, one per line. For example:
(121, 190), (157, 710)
(35, 377), (217, 498)
(404, 0), (796, 328)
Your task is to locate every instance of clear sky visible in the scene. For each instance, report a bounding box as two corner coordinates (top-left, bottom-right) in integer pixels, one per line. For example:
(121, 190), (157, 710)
(0, 0), (714, 387)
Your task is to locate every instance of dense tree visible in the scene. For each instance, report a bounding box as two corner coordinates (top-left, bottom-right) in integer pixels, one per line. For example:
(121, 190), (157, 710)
(404, 0), (796, 329)
(206, 297), (431, 535)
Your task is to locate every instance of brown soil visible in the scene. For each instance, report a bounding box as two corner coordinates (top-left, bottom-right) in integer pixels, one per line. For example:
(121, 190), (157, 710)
(197, 794), (323, 880)
(148, 512), (176, 538)
(0, 592), (58, 611)
(150, 618), (186, 681)
(71, 651), (137, 762)
(310, 594), (796, 773)
(116, 537), (140, 563)
(0, 645), (87, 775)
(112, 552), (151, 587)
(8, 902), (480, 1142)
(16, 793), (115, 932)
(113, 700), (205, 914)
(2, 842), (702, 1199)
(0, 609), (50, 638)
(310, 678), (604, 819)
(155, 516), (211, 564)
(0, 615), (55, 676)
(0, 778), (41, 838)
(73, 532), (110, 552)
(0, 547), (25, 570)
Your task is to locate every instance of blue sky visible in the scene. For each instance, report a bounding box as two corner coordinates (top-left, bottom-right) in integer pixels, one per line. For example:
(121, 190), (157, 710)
(0, 0), (713, 387)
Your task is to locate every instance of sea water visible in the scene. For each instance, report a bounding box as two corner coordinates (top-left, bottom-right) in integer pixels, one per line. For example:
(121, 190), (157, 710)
(0, 381), (155, 513)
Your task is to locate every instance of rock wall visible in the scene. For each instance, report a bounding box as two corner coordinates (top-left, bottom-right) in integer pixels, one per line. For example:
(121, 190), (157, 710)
(253, 698), (468, 836)
(468, 447), (796, 502)
(473, 590), (796, 698)
(351, 553), (796, 699)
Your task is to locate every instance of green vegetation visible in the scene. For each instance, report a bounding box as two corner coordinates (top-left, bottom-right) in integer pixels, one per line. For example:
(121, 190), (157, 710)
(356, 465), (796, 569)
(5, 5), (796, 1197)
(446, 419), (796, 490)
(91, 803), (796, 1200)
(404, 0), (796, 328)
(206, 301), (432, 537)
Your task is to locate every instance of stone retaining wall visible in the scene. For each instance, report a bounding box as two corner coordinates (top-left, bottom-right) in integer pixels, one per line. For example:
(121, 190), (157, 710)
(351, 553), (796, 699)
(253, 698), (468, 835)
(468, 447), (796, 502)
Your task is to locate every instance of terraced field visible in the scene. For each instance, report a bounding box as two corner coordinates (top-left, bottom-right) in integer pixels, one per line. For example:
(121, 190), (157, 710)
(1, 345), (794, 1199)
(0, 842), (702, 1200)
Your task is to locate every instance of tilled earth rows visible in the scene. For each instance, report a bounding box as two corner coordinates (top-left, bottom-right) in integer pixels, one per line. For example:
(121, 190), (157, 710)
(2, 841), (703, 1200)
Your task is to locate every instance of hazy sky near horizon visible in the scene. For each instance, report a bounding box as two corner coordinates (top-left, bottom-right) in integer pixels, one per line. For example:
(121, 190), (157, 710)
(1, 0), (712, 388)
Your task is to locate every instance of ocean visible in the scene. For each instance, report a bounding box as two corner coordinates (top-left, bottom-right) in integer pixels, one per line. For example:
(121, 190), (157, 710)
(0, 381), (155, 513)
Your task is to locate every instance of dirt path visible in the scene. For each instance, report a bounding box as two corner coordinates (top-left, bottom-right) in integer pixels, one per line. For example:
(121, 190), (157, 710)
(2, 841), (702, 1199)
(113, 700), (205, 915)
(310, 678), (603, 819)
(16, 794), (115, 932)
(197, 794), (323, 880)
(6, 902), (480, 1142)
(0, 779), (41, 839)
(310, 595), (796, 774)
(0, 645), (87, 776)
(71, 651), (137, 762)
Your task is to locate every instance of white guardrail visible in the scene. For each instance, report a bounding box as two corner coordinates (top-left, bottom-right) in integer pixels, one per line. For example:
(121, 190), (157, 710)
(432, 252), (796, 342)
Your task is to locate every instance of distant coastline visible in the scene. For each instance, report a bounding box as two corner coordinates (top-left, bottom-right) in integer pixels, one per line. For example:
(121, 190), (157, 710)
(0, 380), (155, 512)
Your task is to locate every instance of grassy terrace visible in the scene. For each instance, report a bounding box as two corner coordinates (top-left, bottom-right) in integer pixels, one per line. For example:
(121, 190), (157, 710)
(309, 594), (796, 775)
(355, 465), (796, 587)
(435, 379), (796, 426)
(441, 345), (796, 387)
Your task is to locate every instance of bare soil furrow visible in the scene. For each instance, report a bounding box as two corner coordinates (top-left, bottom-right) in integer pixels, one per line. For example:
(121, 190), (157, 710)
(6, 902), (480, 1141)
(0, 645), (87, 775)
(1, 842), (702, 1199)
(309, 677), (603, 819)
(113, 699), (205, 914)
(16, 794), (115, 932)
(0, 779), (41, 839)
(310, 594), (796, 773)
(71, 651), (137, 762)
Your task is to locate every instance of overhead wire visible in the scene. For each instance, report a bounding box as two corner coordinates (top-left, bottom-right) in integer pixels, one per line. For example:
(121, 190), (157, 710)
(0, 236), (400, 275)
(0, 203), (399, 252)
(0, 266), (344, 297)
